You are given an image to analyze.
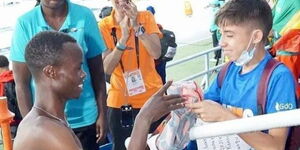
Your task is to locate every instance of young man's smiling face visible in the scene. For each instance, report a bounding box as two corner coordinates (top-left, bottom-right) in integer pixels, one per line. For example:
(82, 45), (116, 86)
(52, 42), (86, 99)
(219, 23), (256, 62)
(215, 0), (272, 64)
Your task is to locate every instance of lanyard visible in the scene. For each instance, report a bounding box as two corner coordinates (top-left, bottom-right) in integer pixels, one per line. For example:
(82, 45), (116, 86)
(111, 27), (140, 73)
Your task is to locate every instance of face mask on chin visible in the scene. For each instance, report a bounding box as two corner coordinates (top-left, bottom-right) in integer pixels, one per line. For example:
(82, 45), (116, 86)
(234, 33), (256, 66)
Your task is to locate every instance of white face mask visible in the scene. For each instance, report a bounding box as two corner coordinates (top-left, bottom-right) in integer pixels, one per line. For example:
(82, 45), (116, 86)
(234, 33), (256, 66)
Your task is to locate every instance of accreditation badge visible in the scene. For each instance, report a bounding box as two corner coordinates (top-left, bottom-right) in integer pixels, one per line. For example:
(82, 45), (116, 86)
(123, 69), (146, 96)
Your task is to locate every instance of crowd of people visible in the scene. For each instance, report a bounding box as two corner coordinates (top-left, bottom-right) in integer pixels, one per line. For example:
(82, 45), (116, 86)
(1, 0), (299, 149)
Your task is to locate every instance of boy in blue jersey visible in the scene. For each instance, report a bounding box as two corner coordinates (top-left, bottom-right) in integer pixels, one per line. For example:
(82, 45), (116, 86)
(186, 0), (297, 149)
(9, 0), (107, 149)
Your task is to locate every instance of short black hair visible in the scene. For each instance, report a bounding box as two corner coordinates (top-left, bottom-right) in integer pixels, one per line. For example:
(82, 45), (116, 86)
(25, 31), (77, 74)
(0, 55), (9, 68)
(215, 0), (272, 42)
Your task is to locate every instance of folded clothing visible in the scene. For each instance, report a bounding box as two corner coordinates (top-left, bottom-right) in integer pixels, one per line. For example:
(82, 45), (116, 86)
(155, 81), (203, 150)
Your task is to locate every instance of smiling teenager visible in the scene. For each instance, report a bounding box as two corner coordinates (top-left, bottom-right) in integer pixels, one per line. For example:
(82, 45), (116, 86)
(186, 0), (297, 149)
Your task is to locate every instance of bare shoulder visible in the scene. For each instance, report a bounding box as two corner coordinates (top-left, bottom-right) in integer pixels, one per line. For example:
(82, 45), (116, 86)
(14, 115), (81, 150)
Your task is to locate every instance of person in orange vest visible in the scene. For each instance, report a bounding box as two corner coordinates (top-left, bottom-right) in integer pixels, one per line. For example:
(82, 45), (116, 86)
(98, 0), (165, 149)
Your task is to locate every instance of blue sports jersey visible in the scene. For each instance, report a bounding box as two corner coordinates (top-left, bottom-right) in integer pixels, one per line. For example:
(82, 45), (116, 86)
(205, 53), (296, 117)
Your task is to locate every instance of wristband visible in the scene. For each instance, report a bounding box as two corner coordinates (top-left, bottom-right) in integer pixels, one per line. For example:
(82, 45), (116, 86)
(116, 42), (126, 51)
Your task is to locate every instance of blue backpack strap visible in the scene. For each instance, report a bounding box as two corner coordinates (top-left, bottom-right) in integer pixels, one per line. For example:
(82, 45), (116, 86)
(218, 62), (233, 88)
(257, 58), (282, 114)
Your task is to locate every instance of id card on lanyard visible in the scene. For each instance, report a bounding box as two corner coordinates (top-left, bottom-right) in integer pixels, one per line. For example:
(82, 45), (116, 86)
(111, 27), (146, 97)
(123, 69), (146, 96)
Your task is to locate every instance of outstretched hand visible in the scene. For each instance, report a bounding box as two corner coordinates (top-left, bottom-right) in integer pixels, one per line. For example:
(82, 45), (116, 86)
(138, 81), (185, 124)
(128, 81), (184, 150)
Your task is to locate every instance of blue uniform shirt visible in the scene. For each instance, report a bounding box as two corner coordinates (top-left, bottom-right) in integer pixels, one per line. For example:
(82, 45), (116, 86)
(10, 1), (107, 128)
(205, 53), (296, 116)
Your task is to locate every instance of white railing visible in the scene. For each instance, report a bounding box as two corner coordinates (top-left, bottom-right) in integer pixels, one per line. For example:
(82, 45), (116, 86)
(166, 46), (224, 89)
